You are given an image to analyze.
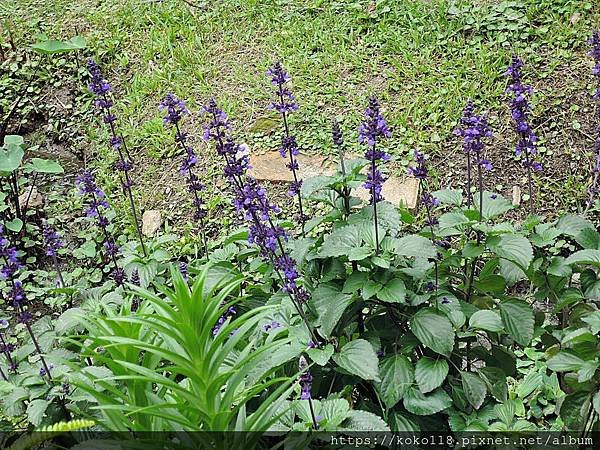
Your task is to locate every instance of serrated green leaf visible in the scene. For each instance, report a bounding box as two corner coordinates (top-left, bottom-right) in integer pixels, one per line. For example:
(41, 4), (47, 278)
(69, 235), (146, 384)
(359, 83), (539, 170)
(394, 235), (436, 259)
(333, 339), (380, 381)
(376, 355), (414, 408)
(410, 309), (455, 357)
(547, 351), (585, 372)
(403, 387), (452, 415)
(565, 250), (600, 267)
(461, 372), (487, 410)
(469, 310), (503, 332)
(26, 399), (49, 426)
(488, 234), (533, 271)
(377, 278), (406, 303)
(499, 299), (534, 346)
(415, 357), (448, 394)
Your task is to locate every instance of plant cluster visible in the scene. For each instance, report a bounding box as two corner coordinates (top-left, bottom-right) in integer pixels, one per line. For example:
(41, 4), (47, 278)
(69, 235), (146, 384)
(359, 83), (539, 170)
(0, 28), (599, 447)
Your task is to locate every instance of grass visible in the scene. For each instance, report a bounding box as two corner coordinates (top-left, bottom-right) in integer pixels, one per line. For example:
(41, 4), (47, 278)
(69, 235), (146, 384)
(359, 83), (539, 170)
(1, 0), (599, 226)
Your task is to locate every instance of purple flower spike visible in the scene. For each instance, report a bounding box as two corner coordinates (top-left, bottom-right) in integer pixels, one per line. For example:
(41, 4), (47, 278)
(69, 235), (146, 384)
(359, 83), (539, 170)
(267, 62), (306, 226)
(161, 94), (208, 255)
(505, 56), (541, 213)
(43, 226), (63, 257)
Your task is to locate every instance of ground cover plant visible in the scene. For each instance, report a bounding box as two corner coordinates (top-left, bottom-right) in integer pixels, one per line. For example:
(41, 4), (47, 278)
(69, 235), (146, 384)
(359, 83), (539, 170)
(1, 0), (600, 448)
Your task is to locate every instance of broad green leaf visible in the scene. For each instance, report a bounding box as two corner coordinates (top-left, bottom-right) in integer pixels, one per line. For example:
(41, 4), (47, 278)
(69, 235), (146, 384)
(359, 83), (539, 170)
(31, 36), (86, 54)
(582, 311), (600, 335)
(565, 250), (600, 267)
(306, 344), (334, 366)
(469, 310), (503, 332)
(394, 235), (436, 259)
(312, 284), (353, 337)
(499, 259), (526, 285)
(556, 214), (595, 237)
(0, 139), (25, 173)
(27, 158), (64, 174)
(461, 372), (487, 410)
(410, 309), (455, 357)
(479, 366), (508, 402)
(348, 202), (400, 233)
(377, 278), (406, 303)
(577, 361), (598, 383)
(342, 271), (368, 294)
(318, 225), (361, 258)
(547, 256), (572, 277)
(473, 191), (513, 219)
(403, 387), (452, 416)
(415, 357), (448, 394)
(546, 351), (585, 372)
(559, 391), (589, 428)
(26, 399), (49, 426)
(333, 339), (380, 381)
(376, 355), (414, 408)
(515, 371), (542, 398)
(575, 228), (600, 250)
(361, 280), (382, 300)
(348, 246), (372, 261)
(393, 412), (420, 432)
(473, 275), (506, 294)
(487, 234), (533, 270)
(5, 218), (23, 232)
(342, 409), (390, 431)
(499, 299), (534, 346)
(431, 189), (462, 206)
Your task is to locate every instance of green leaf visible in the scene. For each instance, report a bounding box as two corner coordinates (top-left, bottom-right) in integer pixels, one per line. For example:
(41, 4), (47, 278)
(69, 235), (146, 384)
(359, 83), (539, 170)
(515, 371), (542, 398)
(473, 191), (513, 219)
(307, 344), (334, 366)
(431, 189), (462, 206)
(499, 299), (534, 346)
(415, 357), (449, 394)
(0, 138), (25, 173)
(5, 218), (23, 232)
(318, 225), (361, 258)
(376, 355), (414, 409)
(403, 387), (452, 415)
(377, 278), (406, 303)
(487, 234), (533, 270)
(348, 202), (400, 233)
(27, 158), (64, 174)
(565, 250), (600, 267)
(394, 235), (437, 259)
(342, 410), (390, 431)
(348, 246), (372, 261)
(333, 339), (380, 382)
(473, 275), (506, 294)
(31, 36), (86, 54)
(312, 284), (353, 337)
(577, 361), (598, 383)
(461, 372), (487, 410)
(26, 399), (49, 426)
(559, 391), (589, 428)
(362, 280), (382, 300)
(582, 311), (600, 335)
(547, 256), (572, 277)
(575, 228), (600, 250)
(410, 309), (455, 357)
(556, 214), (595, 237)
(342, 271), (368, 294)
(546, 351), (585, 372)
(469, 310), (503, 332)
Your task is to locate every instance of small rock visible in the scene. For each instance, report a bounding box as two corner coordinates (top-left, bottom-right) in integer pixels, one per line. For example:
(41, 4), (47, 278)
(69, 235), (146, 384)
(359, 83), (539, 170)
(19, 186), (44, 210)
(354, 177), (420, 209)
(142, 210), (162, 236)
(512, 186), (521, 206)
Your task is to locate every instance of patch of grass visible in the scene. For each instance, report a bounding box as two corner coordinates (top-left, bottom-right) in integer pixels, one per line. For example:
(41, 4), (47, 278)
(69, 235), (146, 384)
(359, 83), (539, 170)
(2, 0), (599, 225)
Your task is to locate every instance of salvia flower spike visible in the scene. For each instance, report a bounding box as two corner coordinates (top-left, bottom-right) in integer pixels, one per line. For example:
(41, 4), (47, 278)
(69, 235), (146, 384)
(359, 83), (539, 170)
(586, 30), (600, 212)
(267, 62), (307, 231)
(454, 99), (493, 214)
(87, 60), (147, 257)
(42, 223), (65, 287)
(332, 118), (352, 216)
(160, 93), (208, 256)
(358, 96), (391, 254)
(505, 56), (541, 214)
(203, 99), (318, 344)
(77, 170), (124, 286)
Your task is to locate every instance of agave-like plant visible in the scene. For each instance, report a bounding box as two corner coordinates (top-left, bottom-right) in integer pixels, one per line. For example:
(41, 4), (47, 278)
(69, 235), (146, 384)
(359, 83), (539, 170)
(66, 264), (300, 447)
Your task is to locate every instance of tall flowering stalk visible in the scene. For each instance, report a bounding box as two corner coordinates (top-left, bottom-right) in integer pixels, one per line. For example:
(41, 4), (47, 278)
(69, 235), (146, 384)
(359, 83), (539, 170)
(77, 170), (125, 286)
(409, 151), (440, 298)
(359, 96), (391, 254)
(267, 62), (307, 232)
(332, 118), (352, 216)
(586, 31), (600, 212)
(505, 56), (542, 214)
(454, 100), (493, 218)
(299, 355), (319, 430)
(160, 93), (208, 256)
(43, 223), (65, 287)
(0, 226), (64, 406)
(87, 60), (147, 257)
(203, 99), (318, 344)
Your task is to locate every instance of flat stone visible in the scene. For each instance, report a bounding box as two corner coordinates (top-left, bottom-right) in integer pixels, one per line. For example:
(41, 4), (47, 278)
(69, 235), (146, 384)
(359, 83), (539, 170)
(249, 151), (420, 208)
(354, 177), (420, 209)
(249, 152), (332, 182)
(19, 186), (44, 209)
(142, 210), (162, 236)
